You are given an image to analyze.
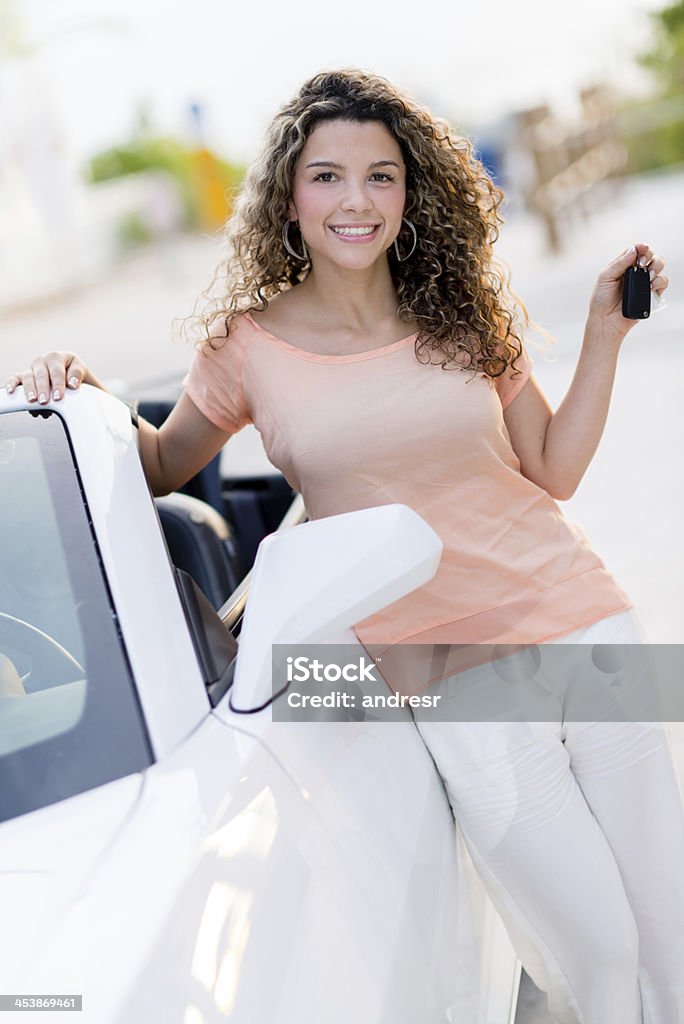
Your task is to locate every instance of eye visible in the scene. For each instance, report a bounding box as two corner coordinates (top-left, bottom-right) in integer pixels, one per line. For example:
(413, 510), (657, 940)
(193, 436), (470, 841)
(312, 171), (336, 183)
(371, 172), (394, 182)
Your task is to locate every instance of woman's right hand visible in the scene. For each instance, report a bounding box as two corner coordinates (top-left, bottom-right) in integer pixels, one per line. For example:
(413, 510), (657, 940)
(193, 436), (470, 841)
(5, 352), (88, 403)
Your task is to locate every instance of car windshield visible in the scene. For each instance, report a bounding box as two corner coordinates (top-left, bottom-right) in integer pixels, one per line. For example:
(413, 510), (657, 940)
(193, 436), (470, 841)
(0, 409), (151, 823)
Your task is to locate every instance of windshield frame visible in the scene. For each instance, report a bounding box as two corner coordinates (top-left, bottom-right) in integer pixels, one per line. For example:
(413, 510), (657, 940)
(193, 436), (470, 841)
(0, 409), (152, 824)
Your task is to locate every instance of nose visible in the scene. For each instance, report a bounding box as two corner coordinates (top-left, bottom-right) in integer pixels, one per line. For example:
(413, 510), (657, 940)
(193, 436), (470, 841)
(340, 177), (374, 214)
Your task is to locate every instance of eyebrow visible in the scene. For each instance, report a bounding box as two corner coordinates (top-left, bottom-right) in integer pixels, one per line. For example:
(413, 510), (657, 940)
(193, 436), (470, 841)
(304, 160), (401, 170)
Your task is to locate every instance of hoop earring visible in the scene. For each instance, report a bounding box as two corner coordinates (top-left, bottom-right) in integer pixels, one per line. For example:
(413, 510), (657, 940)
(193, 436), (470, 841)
(393, 217), (417, 262)
(282, 219), (309, 261)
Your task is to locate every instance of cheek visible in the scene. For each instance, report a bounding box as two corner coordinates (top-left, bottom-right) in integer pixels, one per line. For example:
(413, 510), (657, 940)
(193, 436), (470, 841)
(373, 184), (406, 226)
(293, 187), (329, 225)
(391, 186), (406, 219)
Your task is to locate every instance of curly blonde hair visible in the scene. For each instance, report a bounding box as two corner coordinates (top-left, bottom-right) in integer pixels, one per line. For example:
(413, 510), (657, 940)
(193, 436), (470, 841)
(185, 68), (535, 378)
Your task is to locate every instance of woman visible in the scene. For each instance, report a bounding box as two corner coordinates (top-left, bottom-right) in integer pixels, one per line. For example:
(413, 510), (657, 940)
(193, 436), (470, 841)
(6, 70), (683, 1022)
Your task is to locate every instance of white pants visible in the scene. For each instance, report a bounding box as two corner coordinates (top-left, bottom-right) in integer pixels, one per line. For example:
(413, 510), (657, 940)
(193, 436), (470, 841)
(412, 610), (684, 1024)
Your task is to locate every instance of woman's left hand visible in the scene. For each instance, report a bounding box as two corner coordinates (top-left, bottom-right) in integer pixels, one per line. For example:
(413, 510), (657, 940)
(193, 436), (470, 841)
(587, 242), (668, 344)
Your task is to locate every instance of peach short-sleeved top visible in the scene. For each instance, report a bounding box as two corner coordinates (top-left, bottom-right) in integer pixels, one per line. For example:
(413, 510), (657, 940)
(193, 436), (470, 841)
(184, 312), (632, 685)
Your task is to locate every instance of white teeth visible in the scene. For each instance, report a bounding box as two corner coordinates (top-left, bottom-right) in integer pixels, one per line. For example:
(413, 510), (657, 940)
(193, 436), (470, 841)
(331, 226), (377, 236)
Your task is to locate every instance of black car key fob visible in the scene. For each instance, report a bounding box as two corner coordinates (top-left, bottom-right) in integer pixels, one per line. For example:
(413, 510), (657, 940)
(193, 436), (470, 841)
(622, 262), (651, 320)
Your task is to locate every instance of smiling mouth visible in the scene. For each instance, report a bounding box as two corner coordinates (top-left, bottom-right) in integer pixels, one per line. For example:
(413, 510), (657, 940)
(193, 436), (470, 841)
(329, 225), (380, 240)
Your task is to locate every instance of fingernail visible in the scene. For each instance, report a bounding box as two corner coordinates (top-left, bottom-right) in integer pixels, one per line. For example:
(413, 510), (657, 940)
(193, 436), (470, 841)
(38, 393), (47, 404)
(53, 389), (61, 400)
(638, 255), (647, 267)
(68, 376), (78, 388)
(649, 269), (655, 281)
(27, 391), (36, 401)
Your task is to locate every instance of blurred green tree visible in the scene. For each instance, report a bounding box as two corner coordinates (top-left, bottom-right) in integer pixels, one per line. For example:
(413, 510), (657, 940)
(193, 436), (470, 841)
(624, 1), (684, 170)
(640, 0), (684, 93)
(87, 129), (244, 231)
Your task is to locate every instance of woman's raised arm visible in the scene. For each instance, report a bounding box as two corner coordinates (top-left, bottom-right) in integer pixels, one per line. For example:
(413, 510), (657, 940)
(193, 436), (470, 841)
(5, 354), (231, 497)
(503, 241), (668, 501)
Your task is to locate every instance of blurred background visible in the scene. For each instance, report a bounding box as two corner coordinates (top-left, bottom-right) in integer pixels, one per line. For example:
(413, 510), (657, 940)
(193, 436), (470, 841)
(1, 0), (683, 644)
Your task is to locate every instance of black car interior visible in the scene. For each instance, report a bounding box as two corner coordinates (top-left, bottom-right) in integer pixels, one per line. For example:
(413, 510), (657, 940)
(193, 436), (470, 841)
(141, 398), (296, 613)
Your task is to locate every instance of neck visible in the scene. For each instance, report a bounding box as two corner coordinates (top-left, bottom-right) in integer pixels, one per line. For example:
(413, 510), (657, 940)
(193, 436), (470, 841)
(296, 256), (399, 333)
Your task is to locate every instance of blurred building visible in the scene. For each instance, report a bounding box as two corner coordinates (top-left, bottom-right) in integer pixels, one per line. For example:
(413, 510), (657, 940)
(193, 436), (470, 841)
(505, 85), (628, 252)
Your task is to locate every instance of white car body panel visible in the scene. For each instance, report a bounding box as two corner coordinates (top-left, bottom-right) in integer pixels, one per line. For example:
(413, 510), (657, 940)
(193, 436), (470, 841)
(0, 387), (520, 1023)
(0, 776), (143, 987)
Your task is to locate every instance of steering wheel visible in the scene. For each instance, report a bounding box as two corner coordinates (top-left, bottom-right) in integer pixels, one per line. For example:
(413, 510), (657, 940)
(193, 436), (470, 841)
(0, 612), (85, 687)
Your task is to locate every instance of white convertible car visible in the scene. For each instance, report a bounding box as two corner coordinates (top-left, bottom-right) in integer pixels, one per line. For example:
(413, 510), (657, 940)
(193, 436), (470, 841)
(0, 385), (523, 1023)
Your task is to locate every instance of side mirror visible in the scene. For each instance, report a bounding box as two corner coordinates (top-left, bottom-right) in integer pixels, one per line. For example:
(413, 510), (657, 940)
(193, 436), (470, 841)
(230, 504), (442, 712)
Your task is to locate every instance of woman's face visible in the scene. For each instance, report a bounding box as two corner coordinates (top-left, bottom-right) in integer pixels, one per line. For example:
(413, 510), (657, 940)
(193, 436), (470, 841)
(288, 119), (406, 272)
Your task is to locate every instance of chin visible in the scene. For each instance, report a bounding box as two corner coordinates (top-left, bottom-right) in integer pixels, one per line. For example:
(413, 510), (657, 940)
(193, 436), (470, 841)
(328, 250), (385, 271)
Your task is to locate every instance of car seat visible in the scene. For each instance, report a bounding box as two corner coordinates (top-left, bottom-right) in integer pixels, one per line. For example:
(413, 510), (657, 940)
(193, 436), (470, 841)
(155, 493), (243, 610)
